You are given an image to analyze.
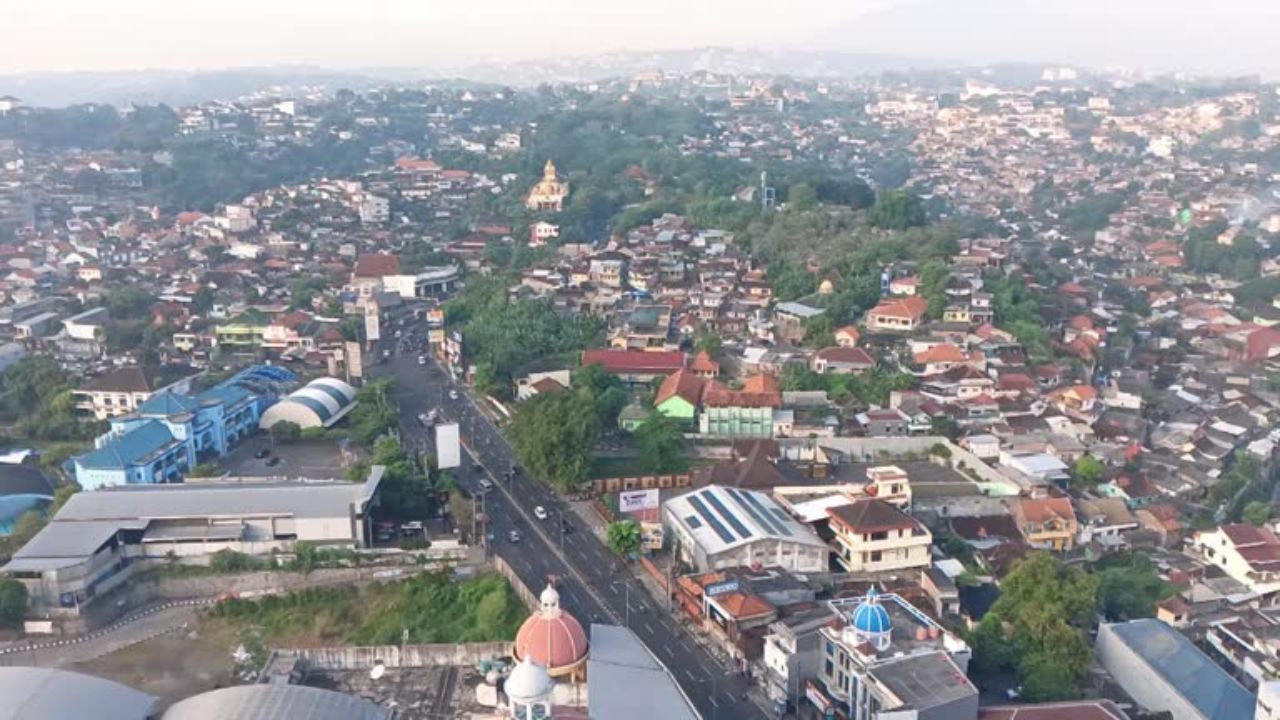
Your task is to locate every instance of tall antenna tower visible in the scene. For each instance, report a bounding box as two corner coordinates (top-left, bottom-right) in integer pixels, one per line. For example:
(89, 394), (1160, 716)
(760, 171), (776, 214)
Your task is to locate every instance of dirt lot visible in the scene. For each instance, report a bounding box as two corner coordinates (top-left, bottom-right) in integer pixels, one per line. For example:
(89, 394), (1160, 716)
(71, 621), (239, 711)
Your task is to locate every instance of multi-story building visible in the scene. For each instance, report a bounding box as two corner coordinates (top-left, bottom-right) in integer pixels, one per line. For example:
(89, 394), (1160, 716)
(2, 467), (384, 621)
(214, 309), (270, 348)
(71, 366), (295, 490)
(700, 375), (781, 438)
(1010, 494), (1079, 552)
(74, 365), (202, 421)
(1189, 524), (1280, 598)
(815, 590), (976, 720)
(827, 499), (931, 574)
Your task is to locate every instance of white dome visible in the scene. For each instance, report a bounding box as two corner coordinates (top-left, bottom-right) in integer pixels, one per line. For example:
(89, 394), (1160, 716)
(505, 656), (554, 703)
(539, 584), (560, 612)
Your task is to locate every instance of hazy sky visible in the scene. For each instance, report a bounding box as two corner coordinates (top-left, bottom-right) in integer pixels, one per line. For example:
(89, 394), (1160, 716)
(2, 0), (1279, 75)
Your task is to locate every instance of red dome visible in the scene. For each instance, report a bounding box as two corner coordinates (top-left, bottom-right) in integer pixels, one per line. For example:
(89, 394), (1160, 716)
(514, 585), (589, 676)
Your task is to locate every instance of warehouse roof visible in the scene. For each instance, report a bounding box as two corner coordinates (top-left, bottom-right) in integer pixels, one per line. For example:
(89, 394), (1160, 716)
(663, 484), (825, 556)
(587, 624), (699, 720)
(0, 667), (155, 720)
(163, 684), (390, 720)
(3, 469), (383, 573)
(1102, 619), (1254, 720)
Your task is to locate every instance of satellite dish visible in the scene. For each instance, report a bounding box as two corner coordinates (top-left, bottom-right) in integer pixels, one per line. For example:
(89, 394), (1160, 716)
(370, 663), (386, 680)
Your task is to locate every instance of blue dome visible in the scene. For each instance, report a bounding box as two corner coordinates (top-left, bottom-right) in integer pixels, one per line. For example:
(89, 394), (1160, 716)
(851, 591), (893, 635)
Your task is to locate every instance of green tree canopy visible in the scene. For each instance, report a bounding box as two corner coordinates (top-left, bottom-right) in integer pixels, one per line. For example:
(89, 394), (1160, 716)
(1244, 501), (1273, 527)
(868, 190), (927, 230)
(1072, 455), (1105, 487)
(606, 520), (642, 557)
(969, 553), (1097, 702)
(510, 393), (598, 491)
(634, 411), (687, 473)
(0, 578), (28, 628)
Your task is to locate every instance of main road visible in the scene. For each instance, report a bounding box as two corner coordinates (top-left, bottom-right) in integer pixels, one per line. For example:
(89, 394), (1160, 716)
(371, 319), (765, 720)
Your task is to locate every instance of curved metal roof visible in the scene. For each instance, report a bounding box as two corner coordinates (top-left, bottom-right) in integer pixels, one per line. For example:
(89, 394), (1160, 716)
(163, 684), (390, 720)
(287, 394), (336, 423)
(0, 667), (156, 720)
(305, 378), (356, 406)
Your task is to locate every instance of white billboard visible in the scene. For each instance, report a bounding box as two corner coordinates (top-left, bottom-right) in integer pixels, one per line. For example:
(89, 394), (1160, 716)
(435, 422), (461, 470)
(619, 488), (659, 513)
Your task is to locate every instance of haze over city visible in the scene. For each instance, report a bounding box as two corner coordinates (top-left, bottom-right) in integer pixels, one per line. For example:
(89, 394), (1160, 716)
(3, 3), (1280, 720)
(3, 0), (1280, 76)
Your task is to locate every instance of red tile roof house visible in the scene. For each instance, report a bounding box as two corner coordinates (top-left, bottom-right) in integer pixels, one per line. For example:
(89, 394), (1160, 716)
(580, 349), (685, 384)
(864, 296), (928, 332)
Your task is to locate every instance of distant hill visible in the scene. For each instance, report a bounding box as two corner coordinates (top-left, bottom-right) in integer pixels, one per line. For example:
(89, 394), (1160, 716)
(0, 48), (950, 108)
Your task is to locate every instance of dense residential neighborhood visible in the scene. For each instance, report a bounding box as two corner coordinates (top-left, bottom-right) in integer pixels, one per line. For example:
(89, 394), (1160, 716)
(0, 56), (1276, 720)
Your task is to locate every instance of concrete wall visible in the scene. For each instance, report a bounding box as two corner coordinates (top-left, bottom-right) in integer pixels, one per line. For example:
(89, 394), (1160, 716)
(491, 554), (540, 611)
(291, 641), (514, 670)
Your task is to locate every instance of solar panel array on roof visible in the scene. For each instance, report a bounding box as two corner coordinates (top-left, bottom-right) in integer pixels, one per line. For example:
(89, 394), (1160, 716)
(729, 486), (793, 537)
(687, 493), (734, 543)
(702, 489), (753, 539)
(685, 515), (702, 529)
(770, 508), (796, 535)
(724, 486), (774, 535)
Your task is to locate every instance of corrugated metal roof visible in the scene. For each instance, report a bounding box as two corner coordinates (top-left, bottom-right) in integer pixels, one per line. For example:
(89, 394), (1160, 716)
(1105, 619), (1254, 720)
(162, 684), (390, 720)
(75, 420), (180, 470)
(587, 625), (698, 720)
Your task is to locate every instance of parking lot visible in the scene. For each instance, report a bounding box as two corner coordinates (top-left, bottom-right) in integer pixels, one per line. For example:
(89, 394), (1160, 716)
(219, 437), (352, 480)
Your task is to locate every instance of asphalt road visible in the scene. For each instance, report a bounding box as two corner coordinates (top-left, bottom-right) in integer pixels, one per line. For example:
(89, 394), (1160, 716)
(371, 313), (764, 720)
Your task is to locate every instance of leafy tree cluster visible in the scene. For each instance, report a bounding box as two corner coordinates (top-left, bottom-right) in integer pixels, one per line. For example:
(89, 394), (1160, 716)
(633, 411), (688, 473)
(1060, 191), (1129, 235)
(984, 272), (1055, 362)
(1214, 451), (1269, 520)
(0, 578), (27, 629)
(867, 190), (927, 230)
(779, 365), (914, 407)
(448, 277), (603, 390)
(1093, 552), (1177, 622)
(0, 356), (101, 441)
(969, 553), (1097, 702)
(508, 364), (627, 491)
(347, 379), (398, 447)
(0, 103), (179, 151)
(1183, 229), (1269, 281)
(606, 520), (642, 557)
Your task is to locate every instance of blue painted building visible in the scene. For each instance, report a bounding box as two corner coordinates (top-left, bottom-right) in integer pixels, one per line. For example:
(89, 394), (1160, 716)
(73, 366), (296, 490)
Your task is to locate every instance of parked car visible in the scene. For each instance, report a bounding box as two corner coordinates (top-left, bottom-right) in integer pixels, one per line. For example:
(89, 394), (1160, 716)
(534, 506), (548, 520)
(478, 478), (493, 492)
(508, 530), (521, 543)
(417, 355), (427, 366)
(265, 456), (281, 467)
(449, 389), (459, 400)
(254, 448), (270, 459)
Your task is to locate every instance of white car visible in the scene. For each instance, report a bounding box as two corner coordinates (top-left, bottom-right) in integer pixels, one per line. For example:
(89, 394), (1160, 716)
(534, 506), (548, 520)
(417, 355), (427, 366)
(449, 389), (459, 400)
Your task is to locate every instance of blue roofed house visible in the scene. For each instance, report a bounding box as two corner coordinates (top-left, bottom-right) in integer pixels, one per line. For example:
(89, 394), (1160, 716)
(1096, 618), (1258, 720)
(72, 366), (294, 489)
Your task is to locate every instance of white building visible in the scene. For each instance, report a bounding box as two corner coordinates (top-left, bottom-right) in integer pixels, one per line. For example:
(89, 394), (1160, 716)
(816, 590), (975, 720)
(2, 468), (385, 618)
(1189, 524), (1280, 598)
(359, 194), (390, 224)
(663, 485), (828, 573)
